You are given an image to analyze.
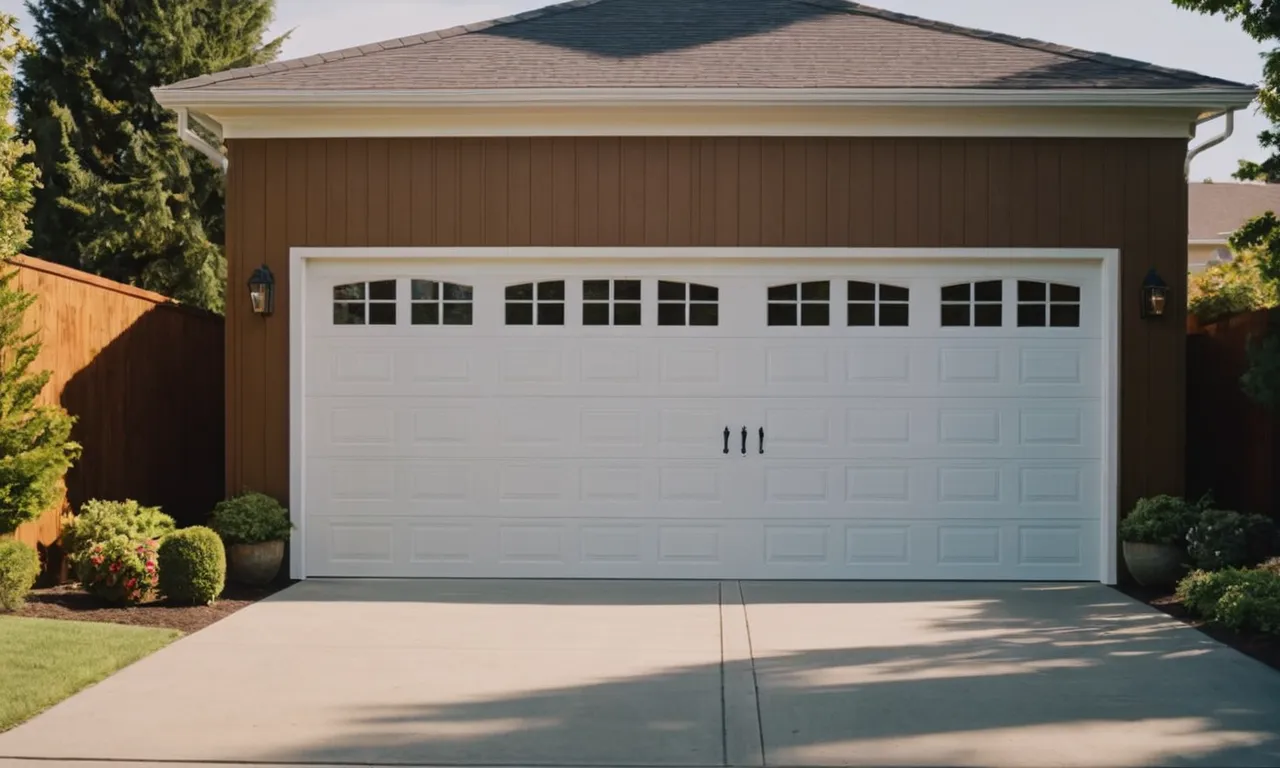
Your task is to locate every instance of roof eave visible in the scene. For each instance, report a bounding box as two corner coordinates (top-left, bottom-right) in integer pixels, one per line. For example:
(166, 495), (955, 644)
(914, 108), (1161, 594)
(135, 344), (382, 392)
(152, 86), (1257, 114)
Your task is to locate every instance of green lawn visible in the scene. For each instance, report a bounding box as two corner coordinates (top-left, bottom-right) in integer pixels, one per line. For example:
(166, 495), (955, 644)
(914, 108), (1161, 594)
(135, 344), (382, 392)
(0, 616), (180, 731)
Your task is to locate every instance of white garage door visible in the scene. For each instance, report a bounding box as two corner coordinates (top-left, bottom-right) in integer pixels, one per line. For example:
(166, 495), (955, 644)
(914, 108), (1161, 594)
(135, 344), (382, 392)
(298, 254), (1109, 581)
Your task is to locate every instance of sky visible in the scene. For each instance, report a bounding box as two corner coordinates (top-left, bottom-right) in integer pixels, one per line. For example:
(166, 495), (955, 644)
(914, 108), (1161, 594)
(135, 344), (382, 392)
(0, 0), (1267, 180)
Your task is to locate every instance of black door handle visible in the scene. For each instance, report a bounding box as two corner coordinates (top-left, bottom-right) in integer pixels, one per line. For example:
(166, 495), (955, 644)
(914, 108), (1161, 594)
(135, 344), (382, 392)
(759, 427), (765, 455)
(741, 426), (748, 456)
(723, 427), (730, 455)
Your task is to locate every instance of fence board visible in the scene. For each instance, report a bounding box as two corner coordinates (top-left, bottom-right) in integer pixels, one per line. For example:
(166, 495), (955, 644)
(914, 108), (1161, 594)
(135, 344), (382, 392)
(6, 257), (224, 577)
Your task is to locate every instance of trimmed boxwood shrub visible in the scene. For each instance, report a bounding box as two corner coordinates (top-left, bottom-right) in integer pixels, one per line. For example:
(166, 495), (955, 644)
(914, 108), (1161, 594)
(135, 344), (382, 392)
(0, 539), (40, 611)
(63, 499), (174, 565)
(1186, 509), (1278, 571)
(159, 527), (226, 605)
(1177, 567), (1280, 635)
(210, 492), (291, 545)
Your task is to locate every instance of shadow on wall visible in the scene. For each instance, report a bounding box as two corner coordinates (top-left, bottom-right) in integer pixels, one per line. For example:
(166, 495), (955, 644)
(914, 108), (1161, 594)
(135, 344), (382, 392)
(248, 583), (1280, 768)
(60, 304), (224, 529)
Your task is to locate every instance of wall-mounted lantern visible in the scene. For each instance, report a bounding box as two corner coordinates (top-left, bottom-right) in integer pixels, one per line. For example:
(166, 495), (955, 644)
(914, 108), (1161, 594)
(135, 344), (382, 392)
(1141, 268), (1169, 320)
(248, 265), (275, 316)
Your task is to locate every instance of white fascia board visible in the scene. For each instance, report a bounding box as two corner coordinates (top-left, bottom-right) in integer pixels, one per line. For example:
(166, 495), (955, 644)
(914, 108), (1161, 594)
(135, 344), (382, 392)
(1188, 238), (1231, 246)
(181, 104), (1204, 140)
(153, 86), (1256, 112)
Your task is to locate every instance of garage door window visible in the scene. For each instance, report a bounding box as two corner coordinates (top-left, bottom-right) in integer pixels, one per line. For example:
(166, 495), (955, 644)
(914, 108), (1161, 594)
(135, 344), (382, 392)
(1017, 281), (1081, 328)
(507, 281), (566, 326)
(768, 281), (830, 326)
(847, 281), (910, 327)
(411, 280), (474, 326)
(333, 280), (396, 326)
(941, 281), (1002, 328)
(584, 279), (642, 326)
(658, 281), (719, 326)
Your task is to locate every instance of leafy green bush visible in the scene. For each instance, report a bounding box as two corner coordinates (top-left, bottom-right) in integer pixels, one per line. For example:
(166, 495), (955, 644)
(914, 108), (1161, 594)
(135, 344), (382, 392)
(1177, 568), (1280, 635)
(1187, 509), (1278, 570)
(0, 539), (39, 611)
(75, 536), (159, 605)
(158, 527), (225, 605)
(209, 492), (291, 545)
(1189, 250), (1279, 324)
(1119, 495), (1204, 546)
(63, 500), (174, 565)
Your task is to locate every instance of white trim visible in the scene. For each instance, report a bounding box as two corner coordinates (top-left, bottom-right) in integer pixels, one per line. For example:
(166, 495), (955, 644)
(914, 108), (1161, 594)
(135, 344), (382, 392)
(1188, 238), (1230, 246)
(289, 252), (306, 580)
(199, 105), (1203, 140)
(295, 246), (1116, 262)
(288, 246), (1121, 584)
(1101, 247), (1120, 586)
(155, 86), (1255, 111)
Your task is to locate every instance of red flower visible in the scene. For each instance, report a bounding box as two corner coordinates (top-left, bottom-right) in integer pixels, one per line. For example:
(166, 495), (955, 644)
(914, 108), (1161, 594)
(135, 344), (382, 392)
(125, 578), (137, 589)
(109, 562), (121, 573)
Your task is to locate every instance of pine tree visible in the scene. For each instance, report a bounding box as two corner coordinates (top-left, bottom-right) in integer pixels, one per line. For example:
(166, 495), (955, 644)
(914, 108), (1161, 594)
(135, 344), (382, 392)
(17, 0), (286, 312)
(0, 13), (80, 534)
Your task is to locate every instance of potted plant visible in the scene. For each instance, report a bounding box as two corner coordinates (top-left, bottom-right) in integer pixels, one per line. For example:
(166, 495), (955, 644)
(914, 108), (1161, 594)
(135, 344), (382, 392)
(1119, 495), (1200, 588)
(209, 492), (292, 585)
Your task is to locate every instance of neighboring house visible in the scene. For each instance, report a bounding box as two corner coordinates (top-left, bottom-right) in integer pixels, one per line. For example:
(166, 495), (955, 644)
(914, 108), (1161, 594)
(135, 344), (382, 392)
(153, 0), (1253, 585)
(1188, 181), (1280, 273)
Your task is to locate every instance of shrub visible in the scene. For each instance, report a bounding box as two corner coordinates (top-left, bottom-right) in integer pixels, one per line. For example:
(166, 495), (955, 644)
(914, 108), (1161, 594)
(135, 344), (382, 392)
(1261, 557), (1280, 575)
(0, 539), (39, 611)
(63, 500), (174, 564)
(1186, 509), (1278, 570)
(158, 527), (225, 605)
(1119, 495), (1203, 546)
(1188, 250), (1279, 324)
(1177, 568), (1280, 635)
(75, 535), (159, 605)
(209, 492), (291, 545)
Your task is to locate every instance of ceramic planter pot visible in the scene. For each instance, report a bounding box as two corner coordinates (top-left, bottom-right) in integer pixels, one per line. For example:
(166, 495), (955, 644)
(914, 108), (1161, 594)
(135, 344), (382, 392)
(227, 540), (284, 586)
(1122, 541), (1187, 588)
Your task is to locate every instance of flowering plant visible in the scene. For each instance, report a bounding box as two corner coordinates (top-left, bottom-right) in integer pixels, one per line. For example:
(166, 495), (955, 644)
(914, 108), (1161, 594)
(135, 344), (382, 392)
(75, 535), (160, 605)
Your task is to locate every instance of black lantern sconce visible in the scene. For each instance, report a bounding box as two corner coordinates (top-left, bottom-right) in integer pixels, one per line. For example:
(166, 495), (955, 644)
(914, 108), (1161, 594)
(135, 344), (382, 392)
(1141, 268), (1169, 320)
(248, 265), (275, 316)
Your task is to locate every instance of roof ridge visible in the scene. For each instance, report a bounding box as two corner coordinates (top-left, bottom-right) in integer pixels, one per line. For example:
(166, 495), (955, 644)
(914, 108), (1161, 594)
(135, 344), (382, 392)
(161, 0), (618, 91)
(795, 0), (1245, 88)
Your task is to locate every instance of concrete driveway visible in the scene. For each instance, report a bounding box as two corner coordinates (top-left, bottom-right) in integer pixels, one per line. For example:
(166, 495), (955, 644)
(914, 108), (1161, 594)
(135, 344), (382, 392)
(2, 580), (1280, 768)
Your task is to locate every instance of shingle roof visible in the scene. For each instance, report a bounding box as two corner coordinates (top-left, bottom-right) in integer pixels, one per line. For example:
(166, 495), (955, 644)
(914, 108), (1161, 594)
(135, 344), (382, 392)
(1190, 183), (1280, 241)
(159, 0), (1251, 93)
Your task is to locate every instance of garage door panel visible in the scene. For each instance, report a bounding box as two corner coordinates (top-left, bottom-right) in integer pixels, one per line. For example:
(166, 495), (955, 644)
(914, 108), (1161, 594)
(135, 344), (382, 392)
(302, 257), (1108, 581)
(303, 515), (1099, 579)
(763, 398), (1102, 461)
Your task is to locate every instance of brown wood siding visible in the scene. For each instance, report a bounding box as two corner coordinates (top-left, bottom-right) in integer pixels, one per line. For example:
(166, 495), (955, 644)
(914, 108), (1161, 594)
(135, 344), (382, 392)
(225, 137), (1188, 520)
(8, 257), (224, 563)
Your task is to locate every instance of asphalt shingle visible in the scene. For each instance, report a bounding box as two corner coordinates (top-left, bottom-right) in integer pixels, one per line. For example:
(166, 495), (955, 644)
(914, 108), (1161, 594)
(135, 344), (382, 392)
(158, 0), (1251, 93)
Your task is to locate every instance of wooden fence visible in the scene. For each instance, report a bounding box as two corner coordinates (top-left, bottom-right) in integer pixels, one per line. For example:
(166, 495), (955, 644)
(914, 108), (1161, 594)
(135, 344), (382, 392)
(1186, 308), (1280, 519)
(8, 257), (224, 575)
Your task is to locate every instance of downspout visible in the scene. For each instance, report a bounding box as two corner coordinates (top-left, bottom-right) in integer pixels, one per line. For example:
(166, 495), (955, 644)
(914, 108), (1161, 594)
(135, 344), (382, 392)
(1185, 110), (1235, 179)
(176, 107), (228, 174)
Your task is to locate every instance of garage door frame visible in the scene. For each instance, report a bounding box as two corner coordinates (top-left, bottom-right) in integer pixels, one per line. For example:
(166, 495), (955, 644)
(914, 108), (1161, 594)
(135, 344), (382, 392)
(288, 247), (1121, 583)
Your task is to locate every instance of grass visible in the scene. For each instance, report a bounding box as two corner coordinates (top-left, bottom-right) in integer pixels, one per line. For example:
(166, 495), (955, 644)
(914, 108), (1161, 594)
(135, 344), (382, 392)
(0, 616), (181, 732)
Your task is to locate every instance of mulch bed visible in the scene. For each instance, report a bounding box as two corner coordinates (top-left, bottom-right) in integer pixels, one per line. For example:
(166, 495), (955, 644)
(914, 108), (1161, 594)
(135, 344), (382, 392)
(16, 581), (293, 634)
(1119, 584), (1280, 673)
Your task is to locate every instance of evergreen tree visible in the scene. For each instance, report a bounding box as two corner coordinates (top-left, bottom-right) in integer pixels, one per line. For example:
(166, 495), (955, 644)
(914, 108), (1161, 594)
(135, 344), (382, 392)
(17, 0), (286, 312)
(0, 13), (80, 534)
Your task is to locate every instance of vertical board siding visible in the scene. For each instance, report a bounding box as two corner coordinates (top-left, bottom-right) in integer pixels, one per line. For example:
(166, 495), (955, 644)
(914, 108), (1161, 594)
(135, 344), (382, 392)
(227, 136), (1188, 523)
(9, 258), (224, 560)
